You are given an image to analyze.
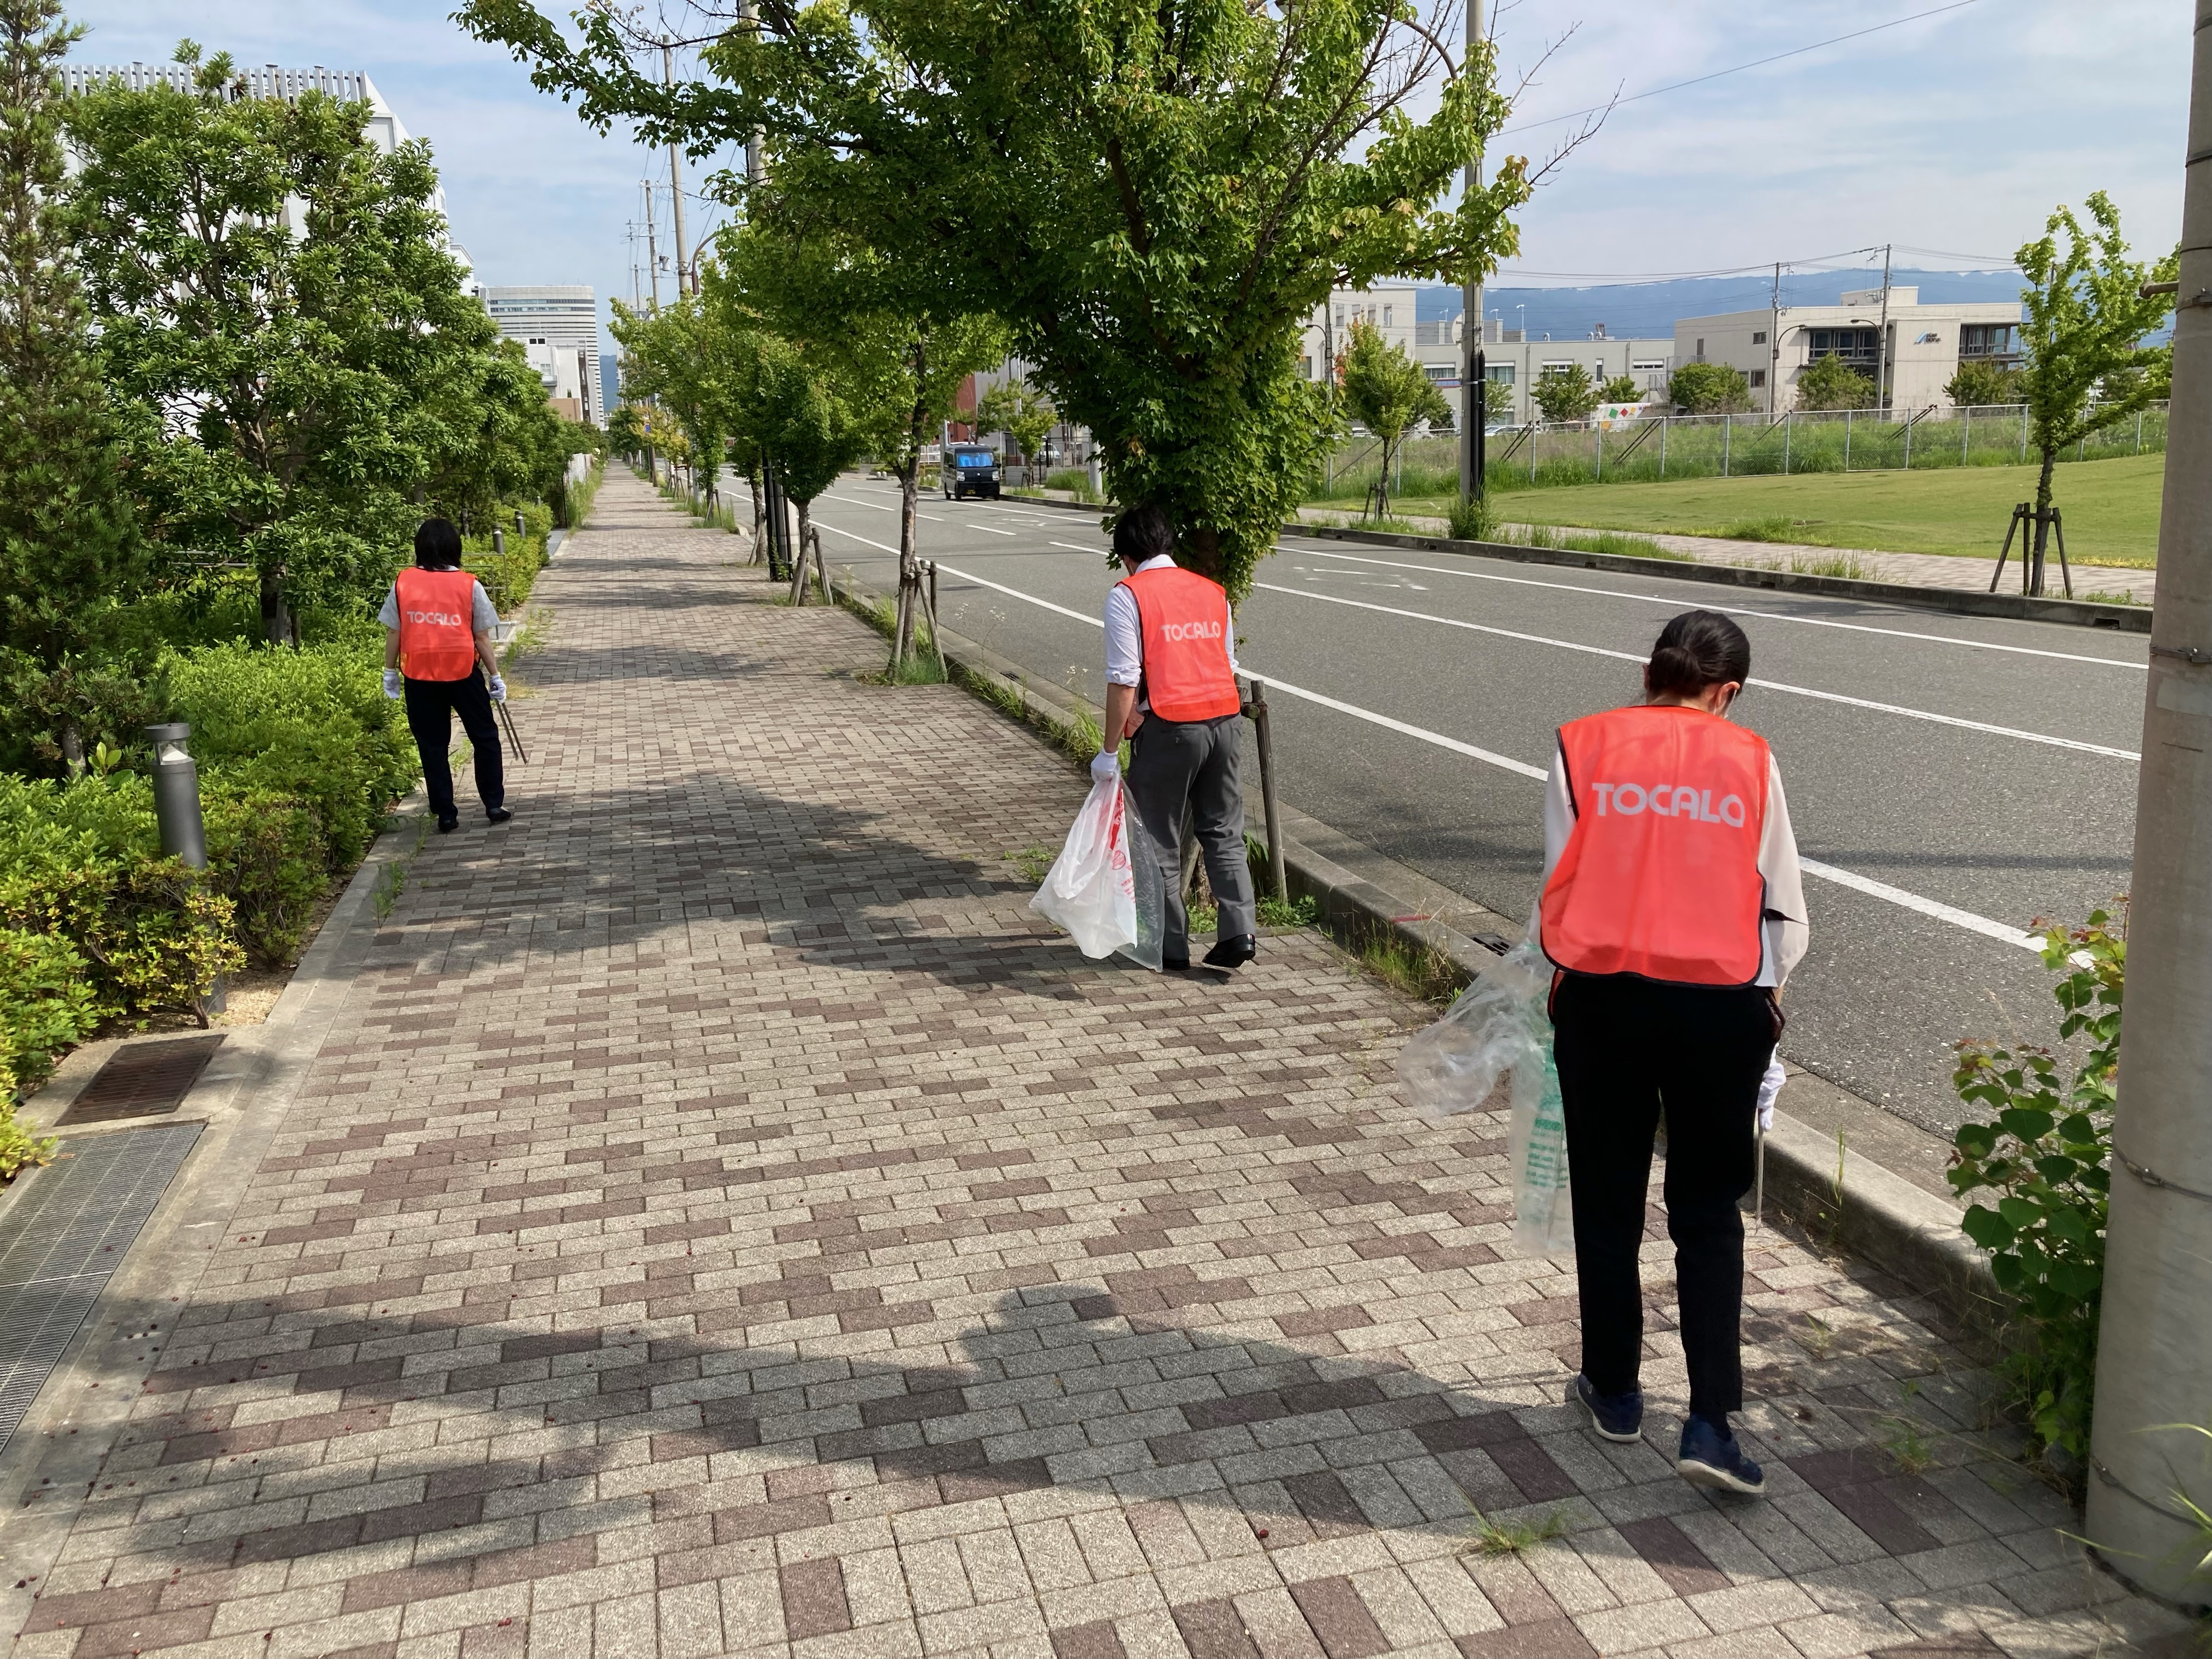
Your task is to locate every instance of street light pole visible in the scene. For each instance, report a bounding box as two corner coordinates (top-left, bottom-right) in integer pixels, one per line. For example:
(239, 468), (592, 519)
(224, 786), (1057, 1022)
(2083, 0), (2212, 1611)
(1458, 0), (1485, 505)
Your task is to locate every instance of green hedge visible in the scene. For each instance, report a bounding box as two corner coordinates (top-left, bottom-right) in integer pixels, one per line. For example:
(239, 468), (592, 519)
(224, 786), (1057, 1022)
(463, 500), (553, 610)
(0, 639), (421, 1107)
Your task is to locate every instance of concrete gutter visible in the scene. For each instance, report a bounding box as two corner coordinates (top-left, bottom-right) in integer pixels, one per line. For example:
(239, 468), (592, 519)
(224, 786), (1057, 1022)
(1000, 489), (2148, 635)
(834, 566), (2005, 1333)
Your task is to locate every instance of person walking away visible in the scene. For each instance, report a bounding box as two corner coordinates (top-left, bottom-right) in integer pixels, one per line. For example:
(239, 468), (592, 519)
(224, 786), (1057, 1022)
(1533, 609), (1807, 1495)
(383, 518), (512, 834)
(1091, 503), (1256, 972)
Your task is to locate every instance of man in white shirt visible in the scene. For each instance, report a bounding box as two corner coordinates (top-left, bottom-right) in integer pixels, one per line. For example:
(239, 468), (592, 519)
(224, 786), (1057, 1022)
(1092, 504), (1256, 972)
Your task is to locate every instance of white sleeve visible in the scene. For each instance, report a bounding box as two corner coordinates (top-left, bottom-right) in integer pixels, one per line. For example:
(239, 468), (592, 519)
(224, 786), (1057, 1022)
(378, 584), (399, 629)
(1226, 603), (1241, 679)
(1104, 583), (1142, 687)
(1527, 740), (1575, 950)
(472, 581), (498, 631)
(1759, 755), (1810, 986)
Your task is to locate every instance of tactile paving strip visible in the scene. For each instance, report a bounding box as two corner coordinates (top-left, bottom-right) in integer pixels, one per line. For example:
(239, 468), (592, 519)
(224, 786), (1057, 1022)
(58, 1035), (223, 1126)
(0, 1124), (201, 1457)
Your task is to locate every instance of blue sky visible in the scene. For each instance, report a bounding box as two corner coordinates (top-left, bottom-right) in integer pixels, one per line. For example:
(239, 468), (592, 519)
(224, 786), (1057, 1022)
(65, 0), (2187, 373)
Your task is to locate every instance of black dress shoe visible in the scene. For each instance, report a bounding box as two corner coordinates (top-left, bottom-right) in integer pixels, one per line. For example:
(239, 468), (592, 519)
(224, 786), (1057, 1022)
(1163, 954), (1190, 972)
(486, 806), (514, 825)
(1203, 934), (1257, 969)
(437, 813), (460, 833)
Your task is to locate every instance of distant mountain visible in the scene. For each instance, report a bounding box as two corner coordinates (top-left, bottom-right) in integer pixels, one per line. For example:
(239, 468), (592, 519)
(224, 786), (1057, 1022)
(1413, 269), (2024, 341)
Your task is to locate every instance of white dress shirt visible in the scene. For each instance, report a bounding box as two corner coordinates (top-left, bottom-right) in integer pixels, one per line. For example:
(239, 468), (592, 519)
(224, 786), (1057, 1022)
(1103, 554), (1240, 708)
(1530, 735), (1810, 988)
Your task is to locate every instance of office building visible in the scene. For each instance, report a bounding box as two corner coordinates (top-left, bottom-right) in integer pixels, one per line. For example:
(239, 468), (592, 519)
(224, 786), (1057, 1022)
(479, 286), (605, 423)
(1674, 288), (2023, 414)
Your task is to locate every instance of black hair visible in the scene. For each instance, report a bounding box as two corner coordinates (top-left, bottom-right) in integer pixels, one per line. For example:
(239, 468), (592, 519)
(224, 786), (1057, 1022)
(1644, 609), (1751, 699)
(414, 518), (463, 570)
(1111, 501), (1176, 567)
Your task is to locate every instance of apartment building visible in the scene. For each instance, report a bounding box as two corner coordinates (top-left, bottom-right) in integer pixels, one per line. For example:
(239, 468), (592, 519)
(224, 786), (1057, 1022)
(1674, 287), (2023, 414)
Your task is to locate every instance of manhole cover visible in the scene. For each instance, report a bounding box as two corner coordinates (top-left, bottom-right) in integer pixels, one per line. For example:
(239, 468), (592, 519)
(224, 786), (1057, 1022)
(0, 1123), (201, 1458)
(59, 1035), (223, 1126)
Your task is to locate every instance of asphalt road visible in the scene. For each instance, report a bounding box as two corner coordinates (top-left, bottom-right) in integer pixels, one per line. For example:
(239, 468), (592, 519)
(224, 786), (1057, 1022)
(805, 477), (2145, 1135)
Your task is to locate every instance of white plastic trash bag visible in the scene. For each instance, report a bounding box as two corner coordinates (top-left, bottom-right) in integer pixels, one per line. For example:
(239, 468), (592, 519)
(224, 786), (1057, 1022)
(1031, 778), (1165, 970)
(1396, 940), (1574, 1257)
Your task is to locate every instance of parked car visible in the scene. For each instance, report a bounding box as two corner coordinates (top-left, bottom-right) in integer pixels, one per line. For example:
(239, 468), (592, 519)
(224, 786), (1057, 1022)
(944, 445), (1002, 500)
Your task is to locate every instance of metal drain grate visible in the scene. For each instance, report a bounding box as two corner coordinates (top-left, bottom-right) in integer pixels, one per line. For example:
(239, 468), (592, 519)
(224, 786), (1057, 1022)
(59, 1035), (223, 1125)
(0, 1124), (201, 1458)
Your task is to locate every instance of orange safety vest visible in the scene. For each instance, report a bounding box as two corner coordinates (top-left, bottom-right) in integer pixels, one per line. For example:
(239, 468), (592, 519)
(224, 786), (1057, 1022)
(1539, 704), (1771, 987)
(394, 568), (479, 682)
(1124, 564), (1242, 723)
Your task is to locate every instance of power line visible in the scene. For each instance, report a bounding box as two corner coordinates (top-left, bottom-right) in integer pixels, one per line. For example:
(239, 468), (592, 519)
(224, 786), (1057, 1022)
(1499, 0), (1984, 136)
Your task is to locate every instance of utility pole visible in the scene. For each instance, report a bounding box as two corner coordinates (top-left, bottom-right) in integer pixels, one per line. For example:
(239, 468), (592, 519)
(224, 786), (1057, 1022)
(2084, 0), (2212, 1611)
(1769, 262), (1781, 416)
(1458, 0), (1486, 505)
(664, 48), (691, 295)
(644, 180), (662, 314)
(1874, 242), (1893, 415)
(740, 1), (763, 189)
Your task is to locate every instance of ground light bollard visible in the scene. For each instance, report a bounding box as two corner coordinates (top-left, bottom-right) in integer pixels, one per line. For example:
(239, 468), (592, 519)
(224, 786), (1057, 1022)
(1242, 680), (1285, 901)
(493, 527), (506, 561)
(515, 510), (526, 539)
(146, 722), (224, 1017)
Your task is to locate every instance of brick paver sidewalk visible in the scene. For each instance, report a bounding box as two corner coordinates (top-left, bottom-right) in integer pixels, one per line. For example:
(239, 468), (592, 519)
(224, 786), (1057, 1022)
(6, 470), (2190, 1659)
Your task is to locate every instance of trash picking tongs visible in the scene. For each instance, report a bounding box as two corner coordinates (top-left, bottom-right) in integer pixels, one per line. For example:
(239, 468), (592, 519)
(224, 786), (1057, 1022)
(480, 666), (528, 763)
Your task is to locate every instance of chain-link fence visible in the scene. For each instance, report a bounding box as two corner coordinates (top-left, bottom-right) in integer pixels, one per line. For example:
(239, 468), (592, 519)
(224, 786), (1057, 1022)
(1306, 403), (2169, 505)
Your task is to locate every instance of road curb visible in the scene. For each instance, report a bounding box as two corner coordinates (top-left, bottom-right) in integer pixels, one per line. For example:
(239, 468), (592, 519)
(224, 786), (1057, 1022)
(834, 560), (2005, 1334)
(1002, 490), (2149, 635)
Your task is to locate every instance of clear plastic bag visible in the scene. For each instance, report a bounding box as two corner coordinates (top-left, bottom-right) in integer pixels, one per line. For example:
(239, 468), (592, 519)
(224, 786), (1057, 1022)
(1031, 779), (1164, 970)
(1396, 940), (1575, 1257)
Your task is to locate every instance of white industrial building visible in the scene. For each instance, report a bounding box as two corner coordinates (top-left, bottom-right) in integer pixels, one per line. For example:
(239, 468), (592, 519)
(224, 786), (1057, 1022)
(479, 286), (606, 424)
(1415, 319), (1674, 427)
(1674, 287), (2023, 414)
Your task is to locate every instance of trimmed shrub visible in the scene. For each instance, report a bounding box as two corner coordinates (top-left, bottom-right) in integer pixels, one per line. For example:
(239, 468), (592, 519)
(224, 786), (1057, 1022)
(164, 641), (416, 867)
(0, 926), (95, 1107)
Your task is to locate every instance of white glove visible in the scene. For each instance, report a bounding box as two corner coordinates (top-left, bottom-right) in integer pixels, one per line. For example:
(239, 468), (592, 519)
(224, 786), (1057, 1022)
(1089, 749), (1119, 782)
(382, 669), (402, 700)
(487, 675), (507, 704)
(1756, 1048), (1786, 1133)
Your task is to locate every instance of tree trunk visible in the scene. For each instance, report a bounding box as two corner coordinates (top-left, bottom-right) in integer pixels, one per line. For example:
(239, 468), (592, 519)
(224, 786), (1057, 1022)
(260, 567), (294, 648)
(748, 470), (764, 562)
(2031, 445), (2058, 596)
(59, 721), (84, 777)
(789, 498), (815, 604)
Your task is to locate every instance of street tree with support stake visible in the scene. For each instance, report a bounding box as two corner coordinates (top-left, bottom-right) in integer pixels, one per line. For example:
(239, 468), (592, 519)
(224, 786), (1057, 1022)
(2014, 191), (2175, 595)
(460, 0), (1536, 602)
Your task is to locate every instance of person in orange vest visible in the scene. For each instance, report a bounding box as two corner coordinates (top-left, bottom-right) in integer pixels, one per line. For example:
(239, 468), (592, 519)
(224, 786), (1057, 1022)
(380, 518), (511, 834)
(1092, 503), (1255, 971)
(1534, 609), (1807, 1496)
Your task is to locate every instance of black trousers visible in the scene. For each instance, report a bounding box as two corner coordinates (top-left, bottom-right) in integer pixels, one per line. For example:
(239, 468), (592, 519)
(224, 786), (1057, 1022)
(1125, 713), (1255, 958)
(403, 673), (504, 820)
(1551, 972), (1775, 1421)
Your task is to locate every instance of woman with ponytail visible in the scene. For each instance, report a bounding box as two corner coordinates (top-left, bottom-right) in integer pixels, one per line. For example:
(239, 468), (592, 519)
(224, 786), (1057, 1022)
(1533, 608), (1808, 1494)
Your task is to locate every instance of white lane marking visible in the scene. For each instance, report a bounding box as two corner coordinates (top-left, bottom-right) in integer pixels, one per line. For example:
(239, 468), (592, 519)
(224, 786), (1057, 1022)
(967, 523), (1020, 537)
(1254, 582), (2141, 761)
(823, 493), (896, 512)
(929, 558), (2050, 956)
(1052, 540), (1108, 555)
(1799, 859), (2040, 952)
(813, 520), (903, 558)
(1289, 543), (2147, 671)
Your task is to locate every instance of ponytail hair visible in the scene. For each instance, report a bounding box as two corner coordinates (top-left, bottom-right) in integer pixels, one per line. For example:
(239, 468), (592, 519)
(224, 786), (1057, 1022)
(1645, 610), (1751, 699)
(414, 517), (463, 570)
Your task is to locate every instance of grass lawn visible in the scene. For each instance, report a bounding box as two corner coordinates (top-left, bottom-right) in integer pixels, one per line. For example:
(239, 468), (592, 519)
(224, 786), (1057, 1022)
(1376, 453), (2166, 567)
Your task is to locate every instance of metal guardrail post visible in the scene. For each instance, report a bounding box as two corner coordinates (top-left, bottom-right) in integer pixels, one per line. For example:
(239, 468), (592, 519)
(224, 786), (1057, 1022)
(145, 721), (222, 1014)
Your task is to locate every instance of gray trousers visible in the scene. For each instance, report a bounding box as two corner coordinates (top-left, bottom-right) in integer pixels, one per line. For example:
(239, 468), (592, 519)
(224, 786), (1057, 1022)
(1126, 712), (1256, 957)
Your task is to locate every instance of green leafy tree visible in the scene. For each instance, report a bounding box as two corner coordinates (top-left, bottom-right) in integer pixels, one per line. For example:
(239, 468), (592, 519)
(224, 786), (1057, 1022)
(976, 376), (1057, 481)
(1596, 373), (1641, 404)
(1531, 362), (1598, 425)
(0, 0), (148, 774)
(607, 404), (646, 461)
(2015, 193), (2175, 589)
(68, 43), (498, 643)
(1666, 361), (1752, 415)
(1339, 318), (1447, 518)
(1944, 358), (2023, 409)
(1795, 353), (1877, 411)
(460, 0), (1534, 600)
